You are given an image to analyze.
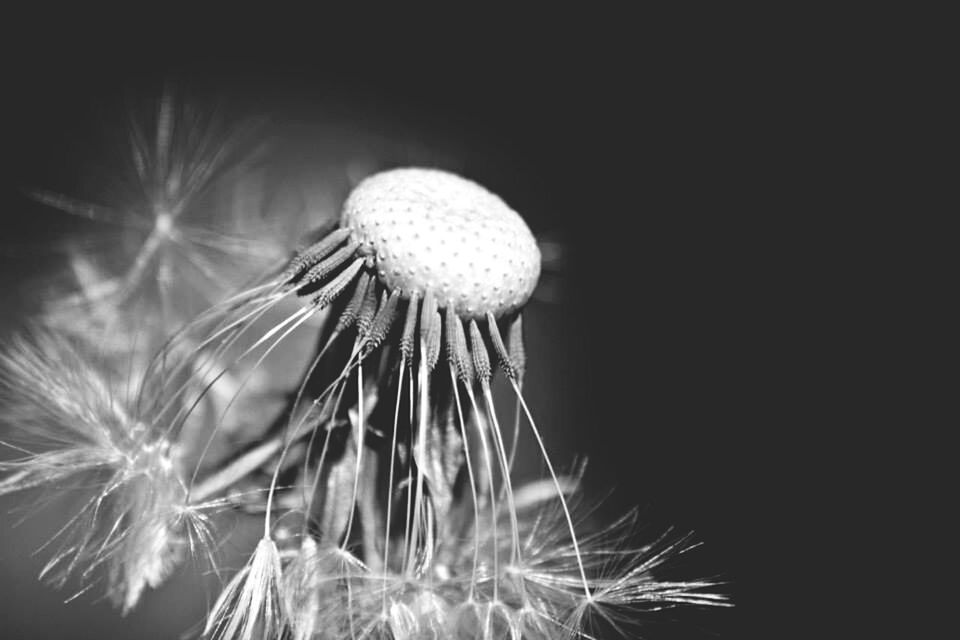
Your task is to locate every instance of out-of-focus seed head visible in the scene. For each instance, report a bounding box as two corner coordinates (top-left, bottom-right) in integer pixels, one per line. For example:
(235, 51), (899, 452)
(0, 331), (209, 613)
(342, 167), (541, 318)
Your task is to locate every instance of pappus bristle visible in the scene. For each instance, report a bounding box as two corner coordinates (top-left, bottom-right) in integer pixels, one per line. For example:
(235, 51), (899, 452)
(0, 331), (151, 491)
(32, 88), (279, 333)
(278, 539), (374, 639)
(281, 536), (322, 640)
(205, 536), (284, 640)
(0, 330), (212, 612)
(504, 492), (730, 639)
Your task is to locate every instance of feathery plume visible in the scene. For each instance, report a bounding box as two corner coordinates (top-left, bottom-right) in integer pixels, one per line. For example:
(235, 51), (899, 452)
(0, 330), (207, 612)
(204, 536), (284, 640)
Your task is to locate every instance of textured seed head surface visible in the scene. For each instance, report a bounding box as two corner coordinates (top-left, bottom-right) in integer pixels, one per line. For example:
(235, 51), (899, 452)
(342, 167), (541, 318)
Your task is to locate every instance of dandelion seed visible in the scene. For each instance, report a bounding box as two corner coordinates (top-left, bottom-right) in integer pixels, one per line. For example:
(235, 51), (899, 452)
(204, 536), (283, 640)
(33, 89), (278, 354)
(0, 330), (217, 612)
(281, 536), (322, 640)
(24, 95), (288, 476)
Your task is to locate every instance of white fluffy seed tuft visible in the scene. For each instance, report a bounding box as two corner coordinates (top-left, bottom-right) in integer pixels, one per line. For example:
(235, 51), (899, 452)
(342, 167), (541, 318)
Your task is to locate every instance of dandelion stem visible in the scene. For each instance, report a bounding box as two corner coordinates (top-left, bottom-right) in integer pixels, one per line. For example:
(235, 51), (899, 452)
(450, 364), (481, 600)
(340, 358), (365, 548)
(510, 378), (592, 600)
(405, 356), (430, 575)
(381, 354), (405, 611)
(464, 383), (499, 601)
(482, 381), (523, 570)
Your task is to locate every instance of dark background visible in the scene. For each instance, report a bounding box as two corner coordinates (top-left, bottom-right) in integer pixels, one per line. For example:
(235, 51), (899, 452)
(0, 11), (836, 639)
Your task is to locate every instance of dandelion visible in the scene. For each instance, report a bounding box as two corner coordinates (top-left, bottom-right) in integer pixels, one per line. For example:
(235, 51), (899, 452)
(147, 166), (730, 637)
(2, 155), (729, 636)
(24, 91), (291, 476)
(0, 330), (216, 612)
(33, 89), (278, 365)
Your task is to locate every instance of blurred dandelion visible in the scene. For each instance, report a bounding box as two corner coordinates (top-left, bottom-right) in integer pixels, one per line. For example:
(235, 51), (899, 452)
(0, 331), (220, 613)
(1, 107), (729, 638)
(32, 89), (281, 368)
(18, 91), (300, 478)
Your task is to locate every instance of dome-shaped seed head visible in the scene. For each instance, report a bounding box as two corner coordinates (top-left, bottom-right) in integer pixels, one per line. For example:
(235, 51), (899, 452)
(342, 168), (541, 319)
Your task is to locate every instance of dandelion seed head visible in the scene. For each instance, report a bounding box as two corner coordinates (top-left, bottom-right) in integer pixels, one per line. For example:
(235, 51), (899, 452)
(47, 152), (727, 638)
(342, 168), (540, 318)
